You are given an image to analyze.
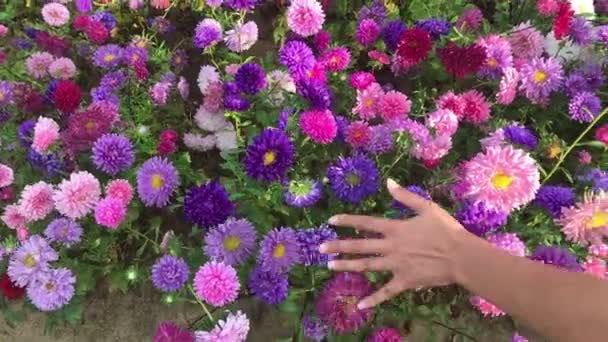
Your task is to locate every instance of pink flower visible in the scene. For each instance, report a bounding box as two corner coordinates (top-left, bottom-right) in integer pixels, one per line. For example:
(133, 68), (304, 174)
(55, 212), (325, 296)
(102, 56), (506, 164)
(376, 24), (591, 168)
(1, 204), (26, 230)
(558, 192), (608, 246)
(578, 150), (592, 165)
(18, 182), (54, 222)
(368, 50), (390, 65)
(203, 81), (224, 113)
(496, 67), (520, 105)
(26, 52), (55, 79)
(94, 197), (127, 230)
(0, 163), (14, 188)
(42, 3), (70, 27)
(584, 257), (607, 279)
(195, 311), (250, 342)
(287, 0), (325, 37)
(225, 64), (240, 76)
(507, 22), (544, 60)
(302, 63), (327, 83)
(426, 109), (459, 136)
(106, 179), (134, 205)
(345, 121), (372, 148)
(32, 117), (60, 153)
(353, 82), (384, 120)
(411, 135), (453, 166)
(350, 71), (375, 90)
(299, 109), (337, 144)
(537, 0), (559, 15)
(151, 0), (171, 10)
(0, 24), (8, 37)
(480, 128), (506, 150)
(461, 90), (491, 124)
(193, 261), (240, 307)
(53, 171), (101, 219)
(378, 90), (411, 121)
(436, 91), (465, 117)
(595, 124), (608, 145)
(470, 296), (505, 317)
(48, 57), (76, 80)
(320, 47), (351, 72)
(17, 226), (29, 242)
(224, 21), (258, 52)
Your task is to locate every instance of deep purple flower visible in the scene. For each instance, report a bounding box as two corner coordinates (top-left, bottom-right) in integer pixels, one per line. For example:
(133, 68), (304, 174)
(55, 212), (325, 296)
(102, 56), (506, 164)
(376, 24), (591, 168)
(100, 70), (127, 90)
(569, 91), (601, 122)
(328, 155), (379, 204)
(297, 78), (331, 109)
(564, 64), (605, 96)
(302, 315), (329, 342)
(151, 255), (190, 292)
(193, 19), (222, 49)
(171, 49), (188, 72)
(284, 179), (323, 208)
(503, 125), (538, 150)
(577, 168), (608, 192)
(204, 218), (256, 266)
(27, 150), (64, 177)
(258, 227), (300, 275)
(335, 115), (350, 142)
(91, 134), (135, 175)
(224, 95), (251, 111)
(529, 246), (583, 272)
(44, 218), (83, 247)
(91, 86), (119, 105)
(247, 266), (289, 305)
(0, 110), (10, 125)
(17, 120), (35, 147)
(0, 81), (13, 106)
(12, 38), (33, 50)
(243, 128), (295, 182)
(279, 40), (316, 80)
(26, 267), (75, 311)
(297, 225), (337, 266)
(91, 11), (117, 30)
(533, 185), (576, 218)
(136, 157), (180, 208)
(382, 20), (407, 51)
(224, 0), (259, 11)
(277, 108), (292, 131)
(455, 201), (508, 236)
(123, 45), (149, 65)
(415, 18), (451, 40)
(184, 181), (234, 228)
(235, 63), (266, 95)
(569, 17), (592, 45)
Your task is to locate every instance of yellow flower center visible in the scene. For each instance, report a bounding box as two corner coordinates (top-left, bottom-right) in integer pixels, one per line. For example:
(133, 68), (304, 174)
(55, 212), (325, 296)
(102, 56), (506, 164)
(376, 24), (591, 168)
(151, 174), (163, 190)
(273, 244), (286, 259)
(45, 282), (55, 291)
(548, 144), (561, 159)
(223, 236), (241, 251)
(346, 173), (361, 186)
(263, 151), (276, 166)
(533, 71), (547, 84)
(487, 58), (497, 68)
(85, 120), (97, 131)
(341, 295), (359, 314)
(132, 54), (139, 62)
(491, 172), (513, 190)
(365, 99), (374, 107)
(330, 56), (338, 65)
(0, 92), (4, 101)
(104, 54), (115, 63)
(587, 211), (608, 229)
(24, 254), (36, 268)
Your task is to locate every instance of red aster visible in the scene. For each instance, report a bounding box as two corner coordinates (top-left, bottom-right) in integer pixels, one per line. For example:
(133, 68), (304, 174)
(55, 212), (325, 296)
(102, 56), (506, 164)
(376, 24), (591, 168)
(53, 80), (82, 114)
(395, 28), (433, 70)
(0, 273), (26, 300)
(553, 1), (574, 40)
(438, 42), (487, 79)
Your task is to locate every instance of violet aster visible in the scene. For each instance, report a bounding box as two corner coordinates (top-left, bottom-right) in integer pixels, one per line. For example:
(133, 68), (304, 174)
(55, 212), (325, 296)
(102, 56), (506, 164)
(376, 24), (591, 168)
(17, 120), (35, 147)
(0, 81), (13, 106)
(569, 91), (601, 123)
(455, 201), (507, 237)
(578, 168), (608, 192)
(382, 20), (406, 52)
(296, 78), (332, 109)
(235, 63), (266, 95)
(100, 70), (127, 90)
(247, 266), (289, 305)
(476, 34), (513, 79)
(136, 157), (180, 208)
(279, 40), (316, 80)
(364, 124), (394, 154)
(243, 128), (295, 182)
(184, 181), (234, 228)
(277, 108), (292, 131)
(533, 185), (576, 218)
(519, 57), (563, 103)
(27, 150), (64, 177)
(564, 64), (605, 97)
(123, 44), (148, 65)
(297, 225), (337, 266)
(327, 155), (380, 204)
(529, 246), (583, 272)
(7, 235), (58, 287)
(26, 267), (75, 311)
(193, 18), (222, 49)
(568, 16), (592, 45)
(92, 44), (123, 69)
(204, 218), (256, 266)
(357, 0), (386, 25)
(415, 18), (451, 40)
(225, 0), (259, 11)
(91, 134), (135, 175)
(302, 315), (329, 342)
(356, 19), (381, 46)
(503, 125), (538, 150)
(151, 255), (190, 292)
(284, 179), (323, 208)
(44, 218), (83, 247)
(171, 49), (188, 72)
(257, 227), (300, 275)
(224, 95), (251, 111)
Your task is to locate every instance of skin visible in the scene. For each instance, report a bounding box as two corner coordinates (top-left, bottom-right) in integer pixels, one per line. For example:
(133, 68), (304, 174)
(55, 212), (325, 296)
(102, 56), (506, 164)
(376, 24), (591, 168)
(319, 179), (608, 342)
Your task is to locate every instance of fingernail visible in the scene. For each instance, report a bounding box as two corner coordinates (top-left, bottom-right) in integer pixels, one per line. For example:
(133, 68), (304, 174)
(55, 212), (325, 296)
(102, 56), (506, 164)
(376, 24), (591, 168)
(387, 178), (399, 190)
(357, 302), (368, 310)
(328, 216), (339, 225)
(327, 261), (336, 269)
(319, 243), (328, 253)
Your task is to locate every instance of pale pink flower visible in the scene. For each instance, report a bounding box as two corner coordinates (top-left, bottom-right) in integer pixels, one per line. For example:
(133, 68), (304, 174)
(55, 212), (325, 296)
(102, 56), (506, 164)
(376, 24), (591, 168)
(287, 0), (325, 37)
(411, 135), (453, 166)
(26, 52), (55, 79)
(1, 204), (26, 229)
(215, 130), (238, 151)
(203, 81), (224, 113)
(195, 105), (230, 133)
(41, 3), (70, 27)
(48, 57), (76, 80)
(225, 64), (240, 76)
(224, 21), (258, 52)
(53, 171), (101, 219)
(353, 82), (384, 120)
(198, 65), (220, 96)
(18, 182), (54, 222)
(184, 133), (216, 152)
(0, 163), (14, 188)
(16, 226), (29, 242)
(558, 192), (608, 246)
(496, 67), (520, 105)
(195, 311), (250, 342)
(425, 109), (459, 136)
(32, 117), (60, 153)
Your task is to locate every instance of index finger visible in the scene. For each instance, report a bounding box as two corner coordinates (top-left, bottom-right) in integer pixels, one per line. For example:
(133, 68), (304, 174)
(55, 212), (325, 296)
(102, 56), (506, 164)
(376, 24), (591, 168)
(328, 214), (396, 234)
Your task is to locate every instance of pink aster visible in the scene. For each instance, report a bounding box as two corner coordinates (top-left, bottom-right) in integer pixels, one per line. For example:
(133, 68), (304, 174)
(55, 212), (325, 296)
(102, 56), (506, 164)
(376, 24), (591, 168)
(32, 117), (60, 153)
(94, 197), (127, 230)
(25, 52), (55, 79)
(436, 91), (465, 117)
(537, 0), (559, 15)
(425, 109), (459, 136)
(0, 163), (14, 188)
(470, 296), (505, 317)
(350, 71), (375, 90)
(195, 310), (250, 342)
(1, 204), (27, 230)
(368, 50), (391, 65)
(378, 90), (411, 121)
(193, 261), (240, 307)
(458, 145), (540, 213)
(460, 90), (491, 124)
(299, 109), (337, 144)
(345, 121), (373, 148)
(507, 22), (544, 60)
(18, 182), (54, 222)
(480, 128), (506, 150)
(203, 81), (224, 113)
(287, 0), (325, 37)
(320, 47), (350, 72)
(558, 192), (608, 246)
(584, 257), (607, 279)
(53, 171), (101, 219)
(48, 57), (76, 80)
(353, 82), (384, 120)
(41, 3), (70, 27)
(106, 179), (134, 205)
(411, 135), (453, 168)
(302, 62), (327, 83)
(496, 67), (520, 105)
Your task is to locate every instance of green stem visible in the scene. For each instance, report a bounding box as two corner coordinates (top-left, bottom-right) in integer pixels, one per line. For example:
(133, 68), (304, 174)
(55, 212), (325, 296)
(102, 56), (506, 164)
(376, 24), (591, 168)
(542, 107), (608, 185)
(127, 226), (159, 249)
(188, 285), (214, 323)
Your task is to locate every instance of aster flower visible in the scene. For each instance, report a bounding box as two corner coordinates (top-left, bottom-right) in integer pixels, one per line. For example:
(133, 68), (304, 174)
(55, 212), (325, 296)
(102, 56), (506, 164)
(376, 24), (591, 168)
(455, 201), (507, 237)
(258, 227), (300, 275)
(296, 78), (331, 109)
(554, 1), (574, 40)
(537, 0), (559, 15)
(1, 205), (26, 230)
(503, 125), (538, 150)
(394, 28), (433, 70)
(27, 150), (64, 178)
(44, 218), (82, 247)
(235, 63), (266, 95)
(91, 134), (135, 176)
(247, 266), (289, 305)
(48, 57), (76, 80)
(425, 109), (459, 137)
(436, 91), (465, 116)
(32, 117), (59, 154)
(53, 80), (81, 114)
(42, 3), (70, 27)
(299, 109), (337, 144)
(53, 171), (101, 219)
(382, 20), (407, 52)
(85, 20), (110, 44)
(27, 267), (75, 311)
(149, 82), (171, 105)
(193, 19), (222, 49)
(225, 0), (259, 11)
(94, 197), (127, 230)
(595, 124), (608, 145)
(415, 18), (451, 40)
(476, 34), (512, 79)
(100, 70), (127, 90)
(364, 124), (395, 154)
(367, 327), (402, 342)
(353, 82), (383, 120)
(151, 255), (190, 293)
(197, 65), (220, 96)
(507, 22), (544, 59)
(410, 134), (453, 168)
(319, 47), (350, 72)
(25, 52), (54, 79)
(529, 246), (582, 272)
(302, 315), (328, 342)
(195, 310), (250, 342)
(461, 90), (491, 124)
(458, 145), (540, 213)
(279, 40), (316, 81)
(204, 218), (256, 266)
(7, 235), (58, 287)
(0, 274), (26, 300)
(184, 181), (234, 228)
(136, 157), (180, 208)
(193, 261), (240, 307)
(345, 121), (373, 148)
(287, 0), (325, 37)
(18, 181), (54, 222)
(439, 42), (487, 79)
(123, 45), (149, 65)
(357, 0), (386, 24)
(569, 91), (601, 123)
(558, 192), (608, 245)
(183, 133), (215, 152)
(195, 106), (229, 133)
(350, 71), (375, 90)
(284, 179), (323, 208)
(497, 67), (520, 105)
(378, 90), (411, 121)
(243, 128), (295, 182)
(569, 17), (592, 45)
(315, 272), (374, 334)
(224, 21), (258, 52)
(297, 225), (337, 266)
(154, 322), (194, 342)
(356, 19), (381, 46)
(171, 49), (187, 72)
(0, 163), (13, 188)
(327, 155), (379, 204)
(456, 7), (483, 31)
(578, 168), (608, 192)
(93, 44), (123, 69)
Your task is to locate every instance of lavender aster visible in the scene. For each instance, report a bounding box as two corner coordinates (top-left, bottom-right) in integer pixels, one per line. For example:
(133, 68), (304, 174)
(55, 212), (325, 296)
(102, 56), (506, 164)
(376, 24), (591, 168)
(92, 44), (123, 69)
(519, 57), (563, 103)
(284, 179), (323, 208)
(569, 17), (592, 45)
(171, 49), (188, 72)
(204, 218), (256, 266)
(327, 155), (380, 204)
(364, 124), (394, 154)
(17, 120), (36, 147)
(533, 185), (576, 218)
(91, 134), (135, 175)
(415, 18), (451, 40)
(27, 150), (64, 177)
(258, 227), (300, 275)
(0, 81), (13, 106)
(151, 255), (190, 292)
(302, 315), (329, 342)
(297, 225), (337, 266)
(597, 25), (608, 46)
(279, 40), (316, 80)
(569, 91), (601, 122)
(577, 168), (608, 192)
(382, 20), (406, 51)
(100, 70), (127, 90)
(184, 181), (234, 228)
(243, 128), (295, 182)
(91, 86), (119, 105)
(193, 19), (223, 49)
(455, 201), (507, 237)
(296, 78), (331, 109)
(225, 0), (259, 11)
(235, 63), (267, 95)
(7, 235), (58, 287)
(248, 266), (289, 305)
(26, 267), (75, 311)
(503, 125), (538, 150)
(44, 218), (83, 247)
(123, 45), (149, 65)
(357, 0), (386, 25)
(136, 157), (180, 208)
(529, 246), (583, 272)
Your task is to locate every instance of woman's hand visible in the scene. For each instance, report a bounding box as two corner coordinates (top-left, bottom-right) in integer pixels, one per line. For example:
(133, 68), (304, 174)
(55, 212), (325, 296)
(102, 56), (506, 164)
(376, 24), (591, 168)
(319, 178), (472, 310)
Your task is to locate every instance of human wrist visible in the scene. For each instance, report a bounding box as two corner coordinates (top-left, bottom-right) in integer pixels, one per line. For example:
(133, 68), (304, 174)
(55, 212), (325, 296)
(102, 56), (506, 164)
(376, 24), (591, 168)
(448, 228), (484, 287)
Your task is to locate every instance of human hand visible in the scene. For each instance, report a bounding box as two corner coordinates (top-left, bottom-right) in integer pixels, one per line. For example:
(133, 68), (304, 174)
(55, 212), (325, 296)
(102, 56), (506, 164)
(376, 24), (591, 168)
(319, 178), (472, 309)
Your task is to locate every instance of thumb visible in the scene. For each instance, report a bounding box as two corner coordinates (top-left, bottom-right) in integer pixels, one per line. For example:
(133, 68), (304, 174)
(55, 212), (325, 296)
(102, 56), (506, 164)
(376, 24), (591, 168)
(387, 178), (432, 213)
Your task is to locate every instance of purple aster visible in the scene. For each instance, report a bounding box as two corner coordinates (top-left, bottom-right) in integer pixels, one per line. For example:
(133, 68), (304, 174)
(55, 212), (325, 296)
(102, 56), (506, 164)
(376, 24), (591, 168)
(224, 0), (259, 11)
(171, 49), (188, 72)
(91, 134), (135, 175)
(124, 45), (149, 65)
(569, 17), (592, 46)
(7, 235), (58, 287)
(297, 225), (337, 266)
(184, 181), (233, 228)
(204, 218), (256, 266)
(393, 185), (431, 216)
(100, 70), (127, 90)
(148, 17), (175, 34)
(477, 35), (512, 79)
(296, 78), (331, 109)
(224, 95), (251, 111)
(455, 201), (507, 237)
(597, 25), (608, 46)
(577, 168), (608, 192)
(277, 108), (292, 131)
(92, 44), (123, 69)
(327, 155), (379, 204)
(151, 255), (190, 292)
(564, 72), (590, 97)
(529, 246), (583, 272)
(235, 63), (266, 95)
(503, 125), (538, 150)
(279, 40), (316, 80)
(27, 150), (64, 177)
(45, 80), (60, 103)
(533, 185), (576, 218)
(569, 91), (601, 123)
(193, 19), (222, 49)
(0, 81), (13, 106)
(258, 227), (300, 275)
(26, 267), (75, 311)
(136, 157), (180, 208)
(247, 266), (289, 305)
(357, 0), (386, 25)
(18, 120), (36, 147)
(91, 11), (117, 30)
(487, 233), (526, 257)
(243, 128), (295, 182)
(364, 124), (394, 154)
(519, 57), (563, 103)
(382, 20), (407, 52)
(456, 7), (483, 31)
(24, 27), (39, 39)
(0, 110), (10, 125)
(580, 64), (606, 91)
(44, 218), (83, 247)
(415, 18), (451, 40)
(302, 315), (329, 342)
(284, 179), (323, 208)
(154, 322), (194, 342)
(356, 19), (381, 46)
(75, 0), (93, 13)
(12, 38), (33, 50)
(91, 86), (119, 105)
(335, 115), (350, 142)
(160, 71), (176, 85)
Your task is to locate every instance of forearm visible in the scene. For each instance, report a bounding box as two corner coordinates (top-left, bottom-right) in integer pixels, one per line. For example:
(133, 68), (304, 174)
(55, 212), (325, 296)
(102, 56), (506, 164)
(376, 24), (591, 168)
(453, 233), (608, 342)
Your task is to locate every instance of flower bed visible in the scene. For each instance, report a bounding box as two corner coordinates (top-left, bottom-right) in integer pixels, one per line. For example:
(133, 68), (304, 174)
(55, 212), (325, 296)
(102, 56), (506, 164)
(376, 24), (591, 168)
(0, 0), (607, 341)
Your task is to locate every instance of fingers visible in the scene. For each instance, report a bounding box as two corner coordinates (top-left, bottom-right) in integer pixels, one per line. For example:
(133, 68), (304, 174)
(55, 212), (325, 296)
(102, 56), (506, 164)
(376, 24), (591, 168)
(386, 178), (434, 213)
(327, 257), (390, 273)
(320, 239), (388, 255)
(328, 214), (395, 233)
(358, 278), (406, 310)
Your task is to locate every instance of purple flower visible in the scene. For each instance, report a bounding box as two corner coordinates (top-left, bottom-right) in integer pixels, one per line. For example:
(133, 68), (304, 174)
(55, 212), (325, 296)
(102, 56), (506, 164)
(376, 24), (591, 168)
(382, 20), (406, 51)
(91, 86), (119, 105)
(7, 235), (58, 287)
(577, 168), (608, 192)
(327, 155), (380, 204)
(297, 225), (337, 266)
(91, 134), (135, 175)
(154, 322), (195, 342)
(184, 181), (233, 228)
(91, 11), (117, 30)
(519, 57), (563, 103)
(171, 49), (188, 72)
(455, 201), (507, 237)
(100, 70), (127, 90)
(0, 81), (13, 106)
(27, 150), (64, 177)
(477, 35), (512, 79)
(75, 0), (93, 13)
(597, 25), (608, 46)
(193, 19), (222, 49)
(0, 110), (10, 125)
(224, 0), (259, 11)
(149, 82), (171, 105)
(243, 128), (295, 182)
(204, 218), (256, 266)
(258, 227), (300, 275)
(393, 185), (431, 216)
(302, 315), (328, 342)
(569, 17), (592, 45)
(297, 78), (332, 109)
(357, 0), (386, 25)
(456, 7), (483, 31)
(92, 44), (123, 69)
(136, 157), (180, 208)
(569, 91), (601, 122)
(224, 95), (251, 111)
(284, 179), (323, 208)
(26, 267), (75, 311)
(564, 64), (605, 96)
(277, 108), (292, 131)
(356, 19), (381, 46)
(364, 124), (394, 154)
(124, 45), (149, 65)
(13, 38), (33, 50)
(235, 63), (266, 95)
(151, 255), (190, 292)
(279, 40), (316, 80)
(529, 246), (583, 272)
(247, 266), (289, 305)
(148, 17), (175, 34)
(503, 125), (538, 150)
(44, 218), (83, 247)
(415, 18), (451, 40)
(533, 185), (576, 218)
